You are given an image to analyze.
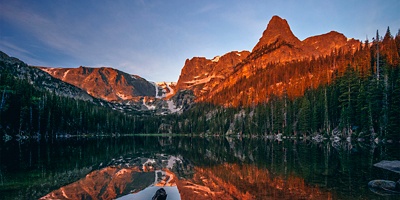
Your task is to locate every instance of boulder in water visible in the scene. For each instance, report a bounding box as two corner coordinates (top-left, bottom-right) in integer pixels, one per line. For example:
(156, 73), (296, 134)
(373, 160), (400, 174)
(368, 180), (400, 195)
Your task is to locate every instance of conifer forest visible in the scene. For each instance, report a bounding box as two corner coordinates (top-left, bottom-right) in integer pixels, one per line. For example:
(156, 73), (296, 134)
(1, 28), (400, 142)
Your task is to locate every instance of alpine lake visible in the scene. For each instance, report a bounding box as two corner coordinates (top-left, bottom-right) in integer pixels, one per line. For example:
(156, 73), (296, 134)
(0, 135), (399, 200)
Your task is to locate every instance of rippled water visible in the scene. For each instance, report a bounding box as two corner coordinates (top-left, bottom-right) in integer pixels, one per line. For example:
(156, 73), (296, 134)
(0, 136), (399, 199)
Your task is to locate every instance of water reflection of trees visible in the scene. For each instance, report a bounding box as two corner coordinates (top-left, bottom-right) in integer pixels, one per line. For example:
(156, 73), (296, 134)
(1, 136), (400, 199)
(172, 137), (400, 199)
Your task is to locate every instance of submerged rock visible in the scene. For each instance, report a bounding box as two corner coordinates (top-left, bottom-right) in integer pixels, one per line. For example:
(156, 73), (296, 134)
(368, 160), (400, 196)
(374, 160), (400, 174)
(368, 180), (400, 195)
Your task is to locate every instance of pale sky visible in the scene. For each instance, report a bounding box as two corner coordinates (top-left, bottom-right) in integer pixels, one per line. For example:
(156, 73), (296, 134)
(1, 0), (399, 82)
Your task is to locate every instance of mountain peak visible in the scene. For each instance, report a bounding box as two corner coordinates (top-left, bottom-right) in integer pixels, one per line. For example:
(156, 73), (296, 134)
(269, 15), (289, 28)
(252, 15), (301, 52)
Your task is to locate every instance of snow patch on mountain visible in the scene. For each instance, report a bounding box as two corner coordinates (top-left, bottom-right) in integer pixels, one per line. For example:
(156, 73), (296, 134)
(143, 99), (156, 110)
(62, 69), (70, 81)
(151, 82), (164, 98)
(116, 92), (130, 100)
(184, 75), (224, 86)
(40, 67), (55, 75)
(154, 82), (176, 98)
(166, 155), (182, 169)
(167, 100), (181, 113)
(164, 82), (174, 94)
(142, 159), (156, 170)
(212, 56), (220, 62)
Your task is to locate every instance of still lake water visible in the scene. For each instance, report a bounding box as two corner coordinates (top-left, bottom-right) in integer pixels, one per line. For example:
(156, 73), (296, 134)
(0, 136), (399, 200)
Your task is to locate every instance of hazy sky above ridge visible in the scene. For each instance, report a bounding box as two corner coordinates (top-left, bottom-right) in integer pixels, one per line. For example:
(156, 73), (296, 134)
(1, 0), (399, 82)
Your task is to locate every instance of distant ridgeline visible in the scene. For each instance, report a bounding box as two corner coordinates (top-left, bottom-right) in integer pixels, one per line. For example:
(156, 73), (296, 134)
(0, 52), (140, 136)
(1, 19), (400, 141)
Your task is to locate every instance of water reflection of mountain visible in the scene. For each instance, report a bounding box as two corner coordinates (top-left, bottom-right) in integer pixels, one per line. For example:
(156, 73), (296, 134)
(179, 164), (332, 199)
(40, 154), (186, 200)
(40, 153), (331, 200)
(1, 136), (400, 199)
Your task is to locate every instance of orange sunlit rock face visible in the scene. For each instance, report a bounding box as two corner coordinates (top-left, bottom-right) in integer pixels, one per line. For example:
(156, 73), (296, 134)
(40, 166), (153, 200)
(176, 163), (332, 200)
(175, 50), (250, 98)
(41, 163), (331, 200)
(37, 16), (362, 108)
(176, 15), (361, 106)
(40, 66), (156, 102)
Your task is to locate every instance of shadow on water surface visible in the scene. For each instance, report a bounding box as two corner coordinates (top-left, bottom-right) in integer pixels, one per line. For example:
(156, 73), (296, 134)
(0, 135), (399, 199)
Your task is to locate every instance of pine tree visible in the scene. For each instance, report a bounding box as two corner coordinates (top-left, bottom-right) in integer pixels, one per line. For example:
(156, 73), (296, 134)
(387, 69), (400, 141)
(298, 97), (311, 134)
(338, 66), (358, 132)
(356, 81), (371, 134)
(375, 30), (381, 80)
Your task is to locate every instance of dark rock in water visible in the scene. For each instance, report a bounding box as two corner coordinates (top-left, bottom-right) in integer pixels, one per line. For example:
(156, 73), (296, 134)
(152, 188), (167, 200)
(368, 161), (400, 196)
(397, 180), (400, 191)
(368, 180), (400, 195)
(373, 160), (400, 174)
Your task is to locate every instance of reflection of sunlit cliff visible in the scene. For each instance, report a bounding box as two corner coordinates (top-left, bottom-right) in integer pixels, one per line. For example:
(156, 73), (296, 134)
(40, 166), (154, 200)
(40, 154), (186, 200)
(176, 163), (332, 200)
(39, 150), (333, 200)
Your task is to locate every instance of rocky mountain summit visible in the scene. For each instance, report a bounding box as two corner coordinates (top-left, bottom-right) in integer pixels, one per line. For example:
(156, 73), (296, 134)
(175, 15), (361, 104)
(251, 15), (359, 64)
(38, 66), (185, 114)
(3, 15), (362, 114)
(252, 15), (302, 53)
(175, 50), (250, 97)
(0, 51), (187, 115)
(0, 51), (94, 101)
(40, 66), (159, 102)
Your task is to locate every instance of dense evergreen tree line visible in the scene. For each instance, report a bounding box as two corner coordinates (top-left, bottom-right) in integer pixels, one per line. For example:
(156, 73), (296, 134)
(0, 72), (160, 137)
(1, 28), (399, 141)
